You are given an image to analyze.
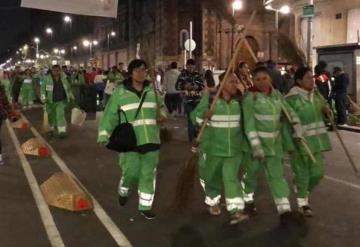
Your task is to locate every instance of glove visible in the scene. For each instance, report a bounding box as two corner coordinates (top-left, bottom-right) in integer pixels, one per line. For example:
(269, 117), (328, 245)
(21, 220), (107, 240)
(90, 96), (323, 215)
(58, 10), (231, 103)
(253, 146), (265, 161)
(293, 123), (304, 140)
(97, 135), (109, 146)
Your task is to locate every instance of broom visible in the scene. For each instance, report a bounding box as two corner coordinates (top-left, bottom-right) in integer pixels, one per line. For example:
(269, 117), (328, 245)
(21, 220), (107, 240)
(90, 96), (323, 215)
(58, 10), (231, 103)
(171, 11), (257, 211)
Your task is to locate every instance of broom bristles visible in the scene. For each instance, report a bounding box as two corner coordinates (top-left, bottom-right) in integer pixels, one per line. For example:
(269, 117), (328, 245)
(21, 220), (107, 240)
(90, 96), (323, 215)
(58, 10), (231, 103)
(171, 151), (199, 212)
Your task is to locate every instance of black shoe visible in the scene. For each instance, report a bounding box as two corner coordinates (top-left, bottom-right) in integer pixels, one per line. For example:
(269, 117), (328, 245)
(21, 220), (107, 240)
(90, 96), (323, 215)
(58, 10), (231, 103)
(299, 206), (313, 217)
(140, 210), (156, 220)
(244, 202), (257, 216)
(118, 195), (128, 206)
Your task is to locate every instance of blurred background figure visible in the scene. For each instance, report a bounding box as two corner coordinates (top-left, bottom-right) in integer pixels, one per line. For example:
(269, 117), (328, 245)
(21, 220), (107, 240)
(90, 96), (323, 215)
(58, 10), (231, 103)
(332, 67), (349, 125)
(163, 62), (181, 117)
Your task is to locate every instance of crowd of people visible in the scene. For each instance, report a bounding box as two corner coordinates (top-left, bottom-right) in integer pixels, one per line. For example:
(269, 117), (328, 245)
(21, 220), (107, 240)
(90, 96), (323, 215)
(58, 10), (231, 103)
(0, 57), (352, 225)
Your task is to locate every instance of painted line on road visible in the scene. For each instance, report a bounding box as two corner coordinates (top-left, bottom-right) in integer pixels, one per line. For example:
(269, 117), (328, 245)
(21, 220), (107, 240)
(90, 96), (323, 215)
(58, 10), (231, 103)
(5, 120), (65, 247)
(20, 114), (132, 247)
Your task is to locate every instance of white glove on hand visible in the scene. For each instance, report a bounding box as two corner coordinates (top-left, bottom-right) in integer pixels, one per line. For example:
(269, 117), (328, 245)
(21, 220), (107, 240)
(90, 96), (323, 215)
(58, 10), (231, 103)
(253, 147), (265, 161)
(293, 123), (304, 140)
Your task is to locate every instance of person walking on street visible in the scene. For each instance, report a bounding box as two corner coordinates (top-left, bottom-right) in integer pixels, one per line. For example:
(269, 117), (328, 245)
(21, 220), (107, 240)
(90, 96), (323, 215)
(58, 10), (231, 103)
(332, 67), (349, 125)
(175, 59), (204, 141)
(242, 67), (303, 225)
(266, 60), (284, 94)
(163, 62), (181, 117)
(192, 73), (248, 225)
(1, 71), (13, 103)
(104, 66), (125, 105)
(286, 67), (332, 217)
(41, 65), (74, 138)
(20, 68), (35, 109)
(98, 59), (162, 220)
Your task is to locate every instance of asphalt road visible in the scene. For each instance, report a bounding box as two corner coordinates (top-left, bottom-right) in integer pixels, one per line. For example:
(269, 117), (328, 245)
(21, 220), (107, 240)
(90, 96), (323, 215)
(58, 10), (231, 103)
(0, 107), (360, 247)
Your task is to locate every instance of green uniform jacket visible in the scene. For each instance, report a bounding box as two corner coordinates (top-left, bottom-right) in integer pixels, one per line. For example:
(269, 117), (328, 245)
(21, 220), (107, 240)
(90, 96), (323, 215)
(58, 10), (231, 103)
(285, 86), (332, 154)
(107, 72), (124, 84)
(0, 79), (12, 102)
(41, 73), (73, 103)
(71, 72), (86, 85)
(98, 82), (160, 146)
(242, 89), (300, 156)
(191, 94), (248, 157)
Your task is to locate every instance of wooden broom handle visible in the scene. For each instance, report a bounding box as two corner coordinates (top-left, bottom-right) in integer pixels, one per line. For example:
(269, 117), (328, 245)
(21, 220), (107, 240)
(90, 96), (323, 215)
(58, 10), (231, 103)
(194, 11), (257, 145)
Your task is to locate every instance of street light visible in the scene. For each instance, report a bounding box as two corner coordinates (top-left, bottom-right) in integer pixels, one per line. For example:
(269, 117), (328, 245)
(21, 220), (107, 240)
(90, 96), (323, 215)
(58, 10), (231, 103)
(83, 39), (98, 58)
(107, 31), (116, 53)
(64, 15), (72, 23)
(34, 38), (40, 60)
(231, 0), (243, 55)
(264, 4), (291, 64)
(60, 49), (66, 55)
(46, 27), (53, 40)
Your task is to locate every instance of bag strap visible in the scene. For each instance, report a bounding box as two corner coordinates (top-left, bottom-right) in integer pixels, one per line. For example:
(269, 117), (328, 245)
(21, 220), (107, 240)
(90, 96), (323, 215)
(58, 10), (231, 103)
(118, 110), (129, 123)
(134, 91), (148, 119)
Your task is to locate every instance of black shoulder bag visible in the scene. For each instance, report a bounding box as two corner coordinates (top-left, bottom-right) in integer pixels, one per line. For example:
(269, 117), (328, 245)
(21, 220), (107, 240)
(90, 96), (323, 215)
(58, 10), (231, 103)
(106, 91), (148, 153)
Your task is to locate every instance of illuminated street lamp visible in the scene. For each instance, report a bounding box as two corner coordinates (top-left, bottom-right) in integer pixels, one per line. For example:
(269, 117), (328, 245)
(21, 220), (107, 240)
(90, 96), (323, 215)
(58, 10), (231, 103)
(83, 39), (98, 58)
(46, 27), (53, 40)
(64, 15), (72, 23)
(264, 3), (291, 63)
(107, 31), (116, 52)
(60, 49), (66, 55)
(34, 37), (40, 59)
(231, 0), (243, 55)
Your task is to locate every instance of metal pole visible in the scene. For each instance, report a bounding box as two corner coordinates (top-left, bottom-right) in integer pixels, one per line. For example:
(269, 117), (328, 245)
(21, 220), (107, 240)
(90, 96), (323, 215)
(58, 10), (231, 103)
(275, 10), (279, 64)
(107, 34), (110, 53)
(190, 21), (193, 59)
(307, 0), (313, 66)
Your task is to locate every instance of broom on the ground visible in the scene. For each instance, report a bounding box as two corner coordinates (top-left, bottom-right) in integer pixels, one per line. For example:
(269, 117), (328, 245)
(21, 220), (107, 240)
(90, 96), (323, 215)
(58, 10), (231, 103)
(171, 11), (257, 211)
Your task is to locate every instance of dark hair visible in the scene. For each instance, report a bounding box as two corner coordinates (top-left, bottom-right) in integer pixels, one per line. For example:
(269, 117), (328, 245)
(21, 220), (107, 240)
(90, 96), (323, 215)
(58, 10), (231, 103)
(186, 59), (196, 66)
(318, 61), (327, 70)
(204, 70), (215, 87)
(314, 65), (322, 76)
(253, 66), (271, 77)
(266, 60), (276, 68)
(118, 62), (124, 66)
(170, 62), (178, 69)
(61, 65), (67, 69)
(333, 67), (342, 74)
(239, 62), (247, 68)
(294, 67), (312, 86)
(111, 65), (117, 70)
(127, 59), (147, 75)
(52, 65), (61, 69)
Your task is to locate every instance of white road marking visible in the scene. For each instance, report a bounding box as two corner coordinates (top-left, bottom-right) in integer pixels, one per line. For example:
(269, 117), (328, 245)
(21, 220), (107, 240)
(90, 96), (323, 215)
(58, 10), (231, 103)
(5, 120), (65, 247)
(21, 114), (132, 247)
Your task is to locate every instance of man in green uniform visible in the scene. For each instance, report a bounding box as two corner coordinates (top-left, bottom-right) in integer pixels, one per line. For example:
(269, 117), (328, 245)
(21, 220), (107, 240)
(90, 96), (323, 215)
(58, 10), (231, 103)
(21, 68), (34, 108)
(192, 73), (248, 225)
(41, 65), (74, 138)
(286, 67), (332, 217)
(98, 59), (161, 220)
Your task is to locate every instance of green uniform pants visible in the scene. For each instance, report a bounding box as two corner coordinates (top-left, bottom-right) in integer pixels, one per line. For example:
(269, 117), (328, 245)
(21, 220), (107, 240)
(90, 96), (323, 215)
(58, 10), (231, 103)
(290, 151), (324, 207)
(46, 101), (67, 134)
(118, 151), (159, 211)
(200, 154), (244, 213)
(243, 154), (290, 214)
(21, 85), (34, 106)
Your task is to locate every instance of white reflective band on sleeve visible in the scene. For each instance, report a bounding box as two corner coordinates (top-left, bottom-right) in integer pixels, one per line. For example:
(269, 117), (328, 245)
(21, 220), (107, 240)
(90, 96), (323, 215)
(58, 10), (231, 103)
(297, 198), (309, 207)
(254, 114), (279, 121)
(274, 197), (291, 214)
(303, 121), (326, 130)
(258, 131), (279, 138)
(196, 117), (204, 124)
(248, 131), (258, 139)
(24, 79), (32, 84)
(205, 195), (221, 207)
(200, 179), (206, 191)
(209, 121), (240, 128)
(132, 119), (157, 127)
(211, 115), (241, 122)
(99, 130), (109, 137)
(226, 197), (245, 211)
(121, 102), (157, 112)
(304, 127), (327, 137)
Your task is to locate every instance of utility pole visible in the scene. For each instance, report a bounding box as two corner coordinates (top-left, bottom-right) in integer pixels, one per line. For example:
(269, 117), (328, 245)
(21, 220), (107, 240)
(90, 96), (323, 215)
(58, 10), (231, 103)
(307, 0), (314, 66)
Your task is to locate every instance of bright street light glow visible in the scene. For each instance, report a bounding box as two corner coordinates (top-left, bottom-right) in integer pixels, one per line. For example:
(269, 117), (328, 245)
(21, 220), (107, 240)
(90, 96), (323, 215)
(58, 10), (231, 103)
(279, 5), (291, 14)
(73, 46), (78, 50)
(23, 45), (28, 50)
(60, 49), (66, 54)
(232, 0), (243, 11)
(39, 55), (45, 59)
(111, 31), (116, 36)
(83, 40), (90, 47)
(53, 48), (59, 53)
(64, 16), (72, 23)
(46, 28), (53, 34)
(265, 4), (272, 10)
(34, 37), (40, 44)
(93, 40), (99, 46)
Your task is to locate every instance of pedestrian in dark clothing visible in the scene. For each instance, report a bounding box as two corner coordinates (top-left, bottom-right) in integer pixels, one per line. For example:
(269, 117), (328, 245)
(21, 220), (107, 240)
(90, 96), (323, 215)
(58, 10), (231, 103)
(314, 65), (331, 100)
(333, 67), (349, 125)
(175, 59), (204, 141)
(163, 62), (181, 116)
(266, 60), (284, 93)
(0, 85), (12, 165)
